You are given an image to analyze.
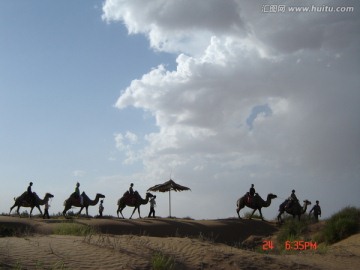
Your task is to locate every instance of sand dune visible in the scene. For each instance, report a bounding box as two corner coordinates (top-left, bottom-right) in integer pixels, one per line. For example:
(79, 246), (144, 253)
(0, 216), (359, 269)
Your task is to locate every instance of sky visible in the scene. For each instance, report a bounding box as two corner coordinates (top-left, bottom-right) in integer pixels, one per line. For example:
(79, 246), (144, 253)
(1, 0), (359, 220)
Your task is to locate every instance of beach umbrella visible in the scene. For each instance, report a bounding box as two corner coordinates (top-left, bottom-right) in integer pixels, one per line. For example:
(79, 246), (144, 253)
(147, 179), (191, 217)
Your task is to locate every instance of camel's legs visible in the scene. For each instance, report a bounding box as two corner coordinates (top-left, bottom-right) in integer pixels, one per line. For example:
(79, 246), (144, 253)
(258, 208), (264, 221)
(118, 206), (125, 219)
(249, 208), (257, 219)
(236, 204), (244, 219)
(63, 205), (71, 216)
(9, 205), (16, 215)
(129, 207), (137, 219)
(77, 207), (84, 215)
(36, 205), (42, 216)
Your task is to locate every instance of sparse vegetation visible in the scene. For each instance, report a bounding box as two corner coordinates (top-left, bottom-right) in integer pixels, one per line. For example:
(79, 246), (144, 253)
(276, 218), (311, 246)
(53, 222), (98, 236)
(0, 224), (33, 237)
(151, 251), (176, 270)
(0, 225), (16, 237)
(317, 206), (360, 244)
(197, 231), (218, 243)
(274, 206), (360, 254)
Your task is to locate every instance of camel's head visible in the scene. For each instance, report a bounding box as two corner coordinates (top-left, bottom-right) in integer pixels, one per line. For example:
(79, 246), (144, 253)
(146, 192), (154, 198)
(268, 193), (277, 199)
(46, 193), (54, 198)
(303, 199), (311, 206)
(97, 193), (106, 199)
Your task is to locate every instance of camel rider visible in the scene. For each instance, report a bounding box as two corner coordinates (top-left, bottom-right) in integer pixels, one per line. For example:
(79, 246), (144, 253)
(248, 184), (256, 204)
(75, 182), (83, 205)
(128, 183), (137, 204)
(249, 184), (255, 196)
(129, 183), (134, 195)
(286, 189), (298, 209)
(27, 182), (35, 204)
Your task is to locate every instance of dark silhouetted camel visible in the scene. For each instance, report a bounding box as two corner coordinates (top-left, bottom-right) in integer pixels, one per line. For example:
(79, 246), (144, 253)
(63, 192), (105, 217)
(117, 191), (154, 219)
(10, 192), (54, 218)
(277, 199), (311, 223)
(236, 193), (277, 220)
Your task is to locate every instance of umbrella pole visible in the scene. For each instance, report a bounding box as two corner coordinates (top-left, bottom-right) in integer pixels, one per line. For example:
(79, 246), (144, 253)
(169, 190), (171, 218)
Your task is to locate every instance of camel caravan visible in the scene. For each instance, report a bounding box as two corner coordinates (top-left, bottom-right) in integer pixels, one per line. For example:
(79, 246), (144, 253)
(9, 182), (153, 220)
(9, 182), (319, 223)
(236, 185), (315, 223)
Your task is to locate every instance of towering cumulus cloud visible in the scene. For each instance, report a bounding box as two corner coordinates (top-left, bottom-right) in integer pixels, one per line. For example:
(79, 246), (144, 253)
(103, 0), (360, 218)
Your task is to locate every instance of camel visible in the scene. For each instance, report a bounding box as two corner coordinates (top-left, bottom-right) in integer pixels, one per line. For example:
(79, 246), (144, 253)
(277, 199), (311, 223)
(236, 193), (277, 221)
(10, 192), (54, 218)
(117, 191), (154, 219)
(63, 192), (105, 217)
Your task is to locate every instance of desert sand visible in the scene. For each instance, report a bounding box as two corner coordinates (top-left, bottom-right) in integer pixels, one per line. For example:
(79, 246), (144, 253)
(0, 215), (359, 269)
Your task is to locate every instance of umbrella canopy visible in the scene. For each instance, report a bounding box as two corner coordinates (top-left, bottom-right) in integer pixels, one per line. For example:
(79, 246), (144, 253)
(147, 179), (191, 217)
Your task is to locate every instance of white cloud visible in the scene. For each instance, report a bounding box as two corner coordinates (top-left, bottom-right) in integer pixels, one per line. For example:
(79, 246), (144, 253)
(102, 0), (248, 55)
(73, 170), (86, 178)
(104, 0), (360, 219)
(114, 131), (140, 164)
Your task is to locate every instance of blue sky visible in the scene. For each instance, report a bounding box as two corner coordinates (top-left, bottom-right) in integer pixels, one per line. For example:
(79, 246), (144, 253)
(0, 1), (174, 215)
(1, 0), (359, 219)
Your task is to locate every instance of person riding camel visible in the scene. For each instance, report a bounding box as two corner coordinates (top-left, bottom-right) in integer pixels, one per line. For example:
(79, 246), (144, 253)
(74, 182), (83, 206)
(285, 189), (298, 209)
(248, 184), (256, 204)
(129, 183), (134, 195)
(27, 182), (35, 203)
(128, 183), (135, 204)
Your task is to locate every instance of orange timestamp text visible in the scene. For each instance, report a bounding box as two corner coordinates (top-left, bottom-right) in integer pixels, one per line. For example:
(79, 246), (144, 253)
(262, 240), (317, 251)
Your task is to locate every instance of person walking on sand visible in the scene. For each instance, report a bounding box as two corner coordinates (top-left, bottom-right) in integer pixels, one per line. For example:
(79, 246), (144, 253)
(43, 200), (50, 219)
(99, 200), (104, 217)
(309, 200), (321, 222)
(148, 195), (156, 218)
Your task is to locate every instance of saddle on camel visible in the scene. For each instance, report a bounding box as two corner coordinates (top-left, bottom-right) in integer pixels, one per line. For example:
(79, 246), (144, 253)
(25, 182), (37, 205)
(246, 192), (257, 207)
(122, 190), (140, 206)
(17, 190), (39, 207)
